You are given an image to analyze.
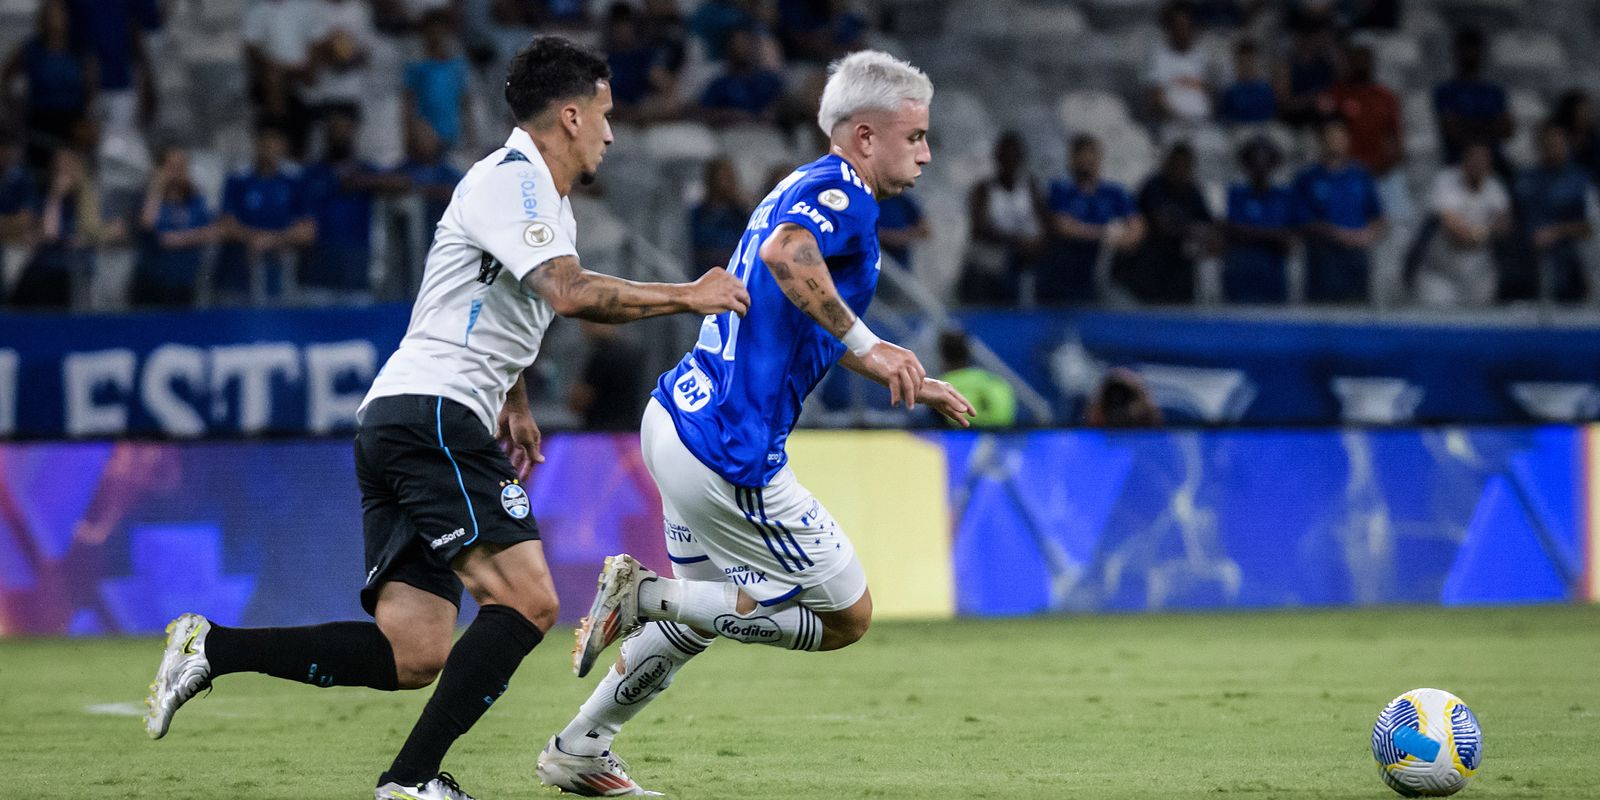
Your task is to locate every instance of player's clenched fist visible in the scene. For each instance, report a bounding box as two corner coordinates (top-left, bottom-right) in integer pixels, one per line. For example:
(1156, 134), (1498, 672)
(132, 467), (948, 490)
(684, 267), (751, 316)
(859, 341), (926, 410)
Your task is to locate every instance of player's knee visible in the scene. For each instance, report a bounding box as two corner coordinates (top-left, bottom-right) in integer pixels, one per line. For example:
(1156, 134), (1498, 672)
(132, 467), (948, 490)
(821, 613), (871, 650)
(394, 647), (448, 689)
(462, 573), (559, 631)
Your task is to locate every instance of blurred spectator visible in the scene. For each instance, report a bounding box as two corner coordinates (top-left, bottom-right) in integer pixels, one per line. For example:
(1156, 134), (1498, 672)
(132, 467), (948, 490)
(641, 0), (691, 66)
(699, 27), (785, 127)
(1416, 141), (1509, 308)
(370, 0), (452, 33)
(604, 3), (684, 123)
(1217, 39), (1276, 126)
(1433, 27), (1512, 167)
(301, 110), (408, 301)
(398, 121), (463, 248)
(0, 128), (37, 252)
(1551, 90), (1600, 187)
(690, 157), (750, 275)
(243, 0), (322, 156)
(877, 191), (929, 271)
(1042, 135), (1145, 304)
(1329, 43), (1405, 218)
(1293, 118), (1385, 303)
(1085, 367), (1163, 427)
(217, 124), (314, 303)
(1145, 1), (1214, 126)
(1515, 123), (1594, 303)
(11, 147), (124, 308)
(1125, 142), (1214, 303)
(937, 329), (1016, 428)
(569, 321), (649, 431)
(64, 0), (161, 131)
(304, 0), (375, 119)
(133, 146), (217, 307)
(1222, 136), (1296, 303)
(689, 0), (757, 62)
(964, 131), (1045, 305)
(777, 0), (867, 64)
(1274, 16), (1340, 128)
(1348, 0), (1400, 30)
(405, 10), (475, 152)
(2, 0), (97, 174)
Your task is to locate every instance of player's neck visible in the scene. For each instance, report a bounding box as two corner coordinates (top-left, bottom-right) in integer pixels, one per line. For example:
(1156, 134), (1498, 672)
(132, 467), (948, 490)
(526, 125), (578, 197)
(829, 145), (877, 198)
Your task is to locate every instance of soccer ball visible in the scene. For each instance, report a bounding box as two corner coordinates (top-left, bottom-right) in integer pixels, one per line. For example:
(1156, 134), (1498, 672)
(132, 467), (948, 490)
(1371, 688), (1483, 796)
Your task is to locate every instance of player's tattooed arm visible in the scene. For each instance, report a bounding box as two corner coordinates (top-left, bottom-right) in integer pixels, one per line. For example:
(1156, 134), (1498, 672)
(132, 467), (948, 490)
(522, 255), (749, 322)
(759, 223), (857, 338)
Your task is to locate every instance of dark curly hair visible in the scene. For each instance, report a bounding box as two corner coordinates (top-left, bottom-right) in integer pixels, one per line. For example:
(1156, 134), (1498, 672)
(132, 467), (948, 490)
(504, 36), (612, 123)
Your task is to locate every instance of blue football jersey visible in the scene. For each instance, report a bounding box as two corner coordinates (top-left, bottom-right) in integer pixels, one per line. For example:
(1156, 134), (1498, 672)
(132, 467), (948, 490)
(653, 154), (881, 487)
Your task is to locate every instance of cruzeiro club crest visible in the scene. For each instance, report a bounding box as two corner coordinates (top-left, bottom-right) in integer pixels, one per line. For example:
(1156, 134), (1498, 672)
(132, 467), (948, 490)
(500, 480), (530, 519)
(523, 221), (554, 247)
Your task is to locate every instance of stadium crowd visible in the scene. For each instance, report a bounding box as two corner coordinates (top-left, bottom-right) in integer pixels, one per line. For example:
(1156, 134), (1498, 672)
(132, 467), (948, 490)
(0, 0), (1596, 311)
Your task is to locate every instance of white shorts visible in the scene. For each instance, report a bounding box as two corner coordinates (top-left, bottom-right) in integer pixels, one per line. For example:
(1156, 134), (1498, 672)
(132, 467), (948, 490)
(640, 398), (867, 613)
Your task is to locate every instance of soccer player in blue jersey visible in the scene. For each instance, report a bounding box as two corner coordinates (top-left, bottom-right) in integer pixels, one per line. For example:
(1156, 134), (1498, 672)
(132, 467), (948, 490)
(536, 50), (975, 796)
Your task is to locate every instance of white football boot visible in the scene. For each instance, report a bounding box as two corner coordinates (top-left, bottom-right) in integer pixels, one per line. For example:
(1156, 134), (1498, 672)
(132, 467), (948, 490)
(144, 612), (214, 739)
(374, 772), (476, 800)
(535, 736), (661, 797)
(572, 554), (652, 678)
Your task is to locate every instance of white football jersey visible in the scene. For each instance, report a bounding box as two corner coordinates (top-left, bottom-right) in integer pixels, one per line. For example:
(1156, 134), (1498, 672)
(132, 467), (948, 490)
(362, 127), (579, 432)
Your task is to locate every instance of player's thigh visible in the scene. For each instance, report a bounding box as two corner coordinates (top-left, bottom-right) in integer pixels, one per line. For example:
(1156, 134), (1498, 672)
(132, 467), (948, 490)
(659, 490), (726, 582)
(452, 539), (560, 631)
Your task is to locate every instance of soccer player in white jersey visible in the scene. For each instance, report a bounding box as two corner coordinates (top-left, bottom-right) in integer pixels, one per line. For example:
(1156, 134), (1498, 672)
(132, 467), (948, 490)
(140, 37), (748, 800)
(535, 51), (975, 796)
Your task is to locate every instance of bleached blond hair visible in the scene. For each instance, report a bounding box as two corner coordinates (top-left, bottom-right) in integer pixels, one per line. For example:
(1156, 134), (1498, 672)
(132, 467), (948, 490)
(816, 50), (933, 137)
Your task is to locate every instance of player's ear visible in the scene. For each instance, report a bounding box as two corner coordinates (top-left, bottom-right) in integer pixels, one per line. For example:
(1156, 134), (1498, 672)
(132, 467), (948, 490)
(856, 121), (875, 157)
(560, 102), (583, 138)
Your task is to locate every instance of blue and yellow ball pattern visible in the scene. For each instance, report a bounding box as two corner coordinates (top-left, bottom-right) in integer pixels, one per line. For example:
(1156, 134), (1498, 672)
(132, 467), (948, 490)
(1372, 688), (1483, 797)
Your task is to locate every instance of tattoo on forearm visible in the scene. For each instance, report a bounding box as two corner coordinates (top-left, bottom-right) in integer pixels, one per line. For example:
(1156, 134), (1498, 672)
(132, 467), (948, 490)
(770, 259), (792, 279)
(794, 242), (823, 267)
(819, 299), (851, 332)
(805, 277), (820, 290)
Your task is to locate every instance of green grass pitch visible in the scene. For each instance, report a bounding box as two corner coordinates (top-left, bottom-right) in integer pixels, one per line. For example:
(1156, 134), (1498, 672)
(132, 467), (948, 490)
(3, 605), (1597, 799)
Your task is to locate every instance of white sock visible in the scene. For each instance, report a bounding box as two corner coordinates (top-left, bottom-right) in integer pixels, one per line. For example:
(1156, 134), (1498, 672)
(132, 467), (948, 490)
(639, 577), (823, 651)
(557, 621), (713, 756)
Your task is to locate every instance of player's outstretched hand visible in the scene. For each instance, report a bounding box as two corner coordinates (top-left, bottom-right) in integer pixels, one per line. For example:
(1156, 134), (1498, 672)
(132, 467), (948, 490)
(860, 341), (926, 410)
(685, 267), (751, 316)
(917, 377), (977, 427)
(497, 403), (544, 481)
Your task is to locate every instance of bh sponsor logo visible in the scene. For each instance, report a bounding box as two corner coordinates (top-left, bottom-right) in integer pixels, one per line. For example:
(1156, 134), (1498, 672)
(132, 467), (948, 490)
(431, 528), (468, 550)
(714, 614), (781, 644)
(613, 655), (670, 705)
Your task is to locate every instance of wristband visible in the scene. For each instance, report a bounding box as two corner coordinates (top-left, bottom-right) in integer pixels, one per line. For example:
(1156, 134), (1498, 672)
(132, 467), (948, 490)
(841, 318), (881, 357)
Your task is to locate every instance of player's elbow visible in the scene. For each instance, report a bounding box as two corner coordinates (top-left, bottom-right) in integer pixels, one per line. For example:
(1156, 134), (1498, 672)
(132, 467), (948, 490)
(757, 235), (789, 271)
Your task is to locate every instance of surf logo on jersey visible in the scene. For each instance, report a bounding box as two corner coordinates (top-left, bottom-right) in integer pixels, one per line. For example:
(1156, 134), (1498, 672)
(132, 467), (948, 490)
(500, 481), (530, 519)
(818, 188), (849, 211)
(713, 614), (782, 643)
(614, 655), (671, 705)
(672, 363), (713, 412)
(523, 221), (554, 248)
(788, 200), (836, 234)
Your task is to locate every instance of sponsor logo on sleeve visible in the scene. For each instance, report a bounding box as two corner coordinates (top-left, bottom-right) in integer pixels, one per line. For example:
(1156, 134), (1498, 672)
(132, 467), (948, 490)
(787, 201), (836, 234)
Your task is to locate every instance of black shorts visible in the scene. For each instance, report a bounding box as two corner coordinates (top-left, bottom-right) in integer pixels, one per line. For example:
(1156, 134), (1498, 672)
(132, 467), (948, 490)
(354, 394), (540, 615)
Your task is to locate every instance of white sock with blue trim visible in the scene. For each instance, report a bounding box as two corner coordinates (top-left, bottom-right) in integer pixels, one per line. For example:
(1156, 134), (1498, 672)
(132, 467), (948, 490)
(557, 621), (713, 757)
(639, 577), (823, 651)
